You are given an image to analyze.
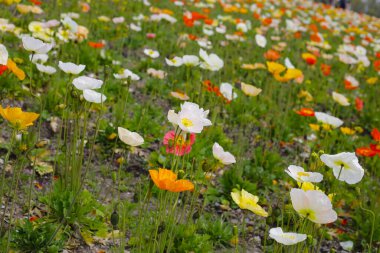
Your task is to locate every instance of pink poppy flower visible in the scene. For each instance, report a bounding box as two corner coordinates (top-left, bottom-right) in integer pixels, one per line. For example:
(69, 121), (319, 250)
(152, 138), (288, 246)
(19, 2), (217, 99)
(163, 131), (195, 156)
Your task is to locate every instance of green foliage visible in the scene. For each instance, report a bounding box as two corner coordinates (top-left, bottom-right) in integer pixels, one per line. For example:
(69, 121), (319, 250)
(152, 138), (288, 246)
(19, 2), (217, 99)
(11, 219), (66, 253)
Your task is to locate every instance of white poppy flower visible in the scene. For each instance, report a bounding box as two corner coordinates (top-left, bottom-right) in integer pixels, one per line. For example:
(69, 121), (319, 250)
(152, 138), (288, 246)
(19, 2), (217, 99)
(144, 49), (160, 58)
(30, 53), (48, 64)
(118, 127), (144, 146)
(182, 55), (199, 67)
(285, 165), (323, 183)
(314, 112), (343, 128)
(83, 89), (106, 103)
(269, 227), (307, 246)
(340, 241), (353, 251)
(320, 152), (364, 184)
(36, 64), (56, 74)
(167, 102), (212, 134)
(72, 76), (103, 90)
(0, 44), (8, 65)
(290, 188), (337, 224)
(199, 49), (224, 71)
(285, 57), (295, 69)
(112, 17), (125, 24)
(130, 23), (142, 32)
(113, 69), (140, 80)
(21, 35), (53, 54)
(241, 82), (262, 97)
(236, 22), (248, 33)
(212, 142), (236, 165)
(165, 56), (183, 67)
(332, 92), (350, 106)
(255, 34), (267, 48)
(220, 82), (237, 101)
(61, 16), (78, 33)
(58, 61), (85, 75)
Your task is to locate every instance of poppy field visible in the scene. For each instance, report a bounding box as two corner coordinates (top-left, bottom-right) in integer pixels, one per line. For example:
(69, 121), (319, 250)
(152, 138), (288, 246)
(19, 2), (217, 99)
(0, 0), (380, 252)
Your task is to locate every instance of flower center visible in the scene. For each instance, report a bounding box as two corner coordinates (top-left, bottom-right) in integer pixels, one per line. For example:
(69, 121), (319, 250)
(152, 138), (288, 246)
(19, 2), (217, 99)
(181, 118), (193, 127)
(299, 209), (316, 220)
(297, 172), (310, 177)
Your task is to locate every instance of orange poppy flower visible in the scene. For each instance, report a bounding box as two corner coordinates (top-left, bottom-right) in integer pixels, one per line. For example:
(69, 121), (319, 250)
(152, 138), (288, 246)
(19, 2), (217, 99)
(149, 168), (194, 193)
(376, 52), (380, 58)
(344, 80), (358, 90)
(253, 12), (260, 20)
(356, 147), (376, 157)
(0, 106), (39, 130)
(294, 31), (302, 39)
(7, 59), (25, 80)
(374, 60), (380, 72)
(310, 33), (322, 43)
(88, 41), (105, 49)
(296, 108), (315, 117)
(321, 64), (331, 76)
(264, 49), (281, 61)
(371, 128), (380, 142)
(204, 18), (213, 25)
(262, 17), (272, 26)
(302, 53), (317, 65)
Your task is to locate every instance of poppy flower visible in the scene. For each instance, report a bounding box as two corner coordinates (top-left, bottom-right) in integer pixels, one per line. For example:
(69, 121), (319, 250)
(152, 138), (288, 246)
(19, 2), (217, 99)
(231, 189), (268, 217)
(320, 152), (364, 184)
(371, 128), (380, 142)
(7, 59), (25, 80)
(163, 131), (195, 156)
(213, 142), (236, 165)
(296, 108), (315, 117)
(285, 165), (323, 183)
(262, 17), (272, 26)
(59, 61), (86, 75)
(302, 53), (317, 65)
(269, 227), (307, 246)
(264, 50), (281, 61)
(344, 75), (359, 90)
(0, 44), (8, 65)
(0, 65), (8, 76)
(149, 168), (194, 192)
(356, 147), (376, 157)
(355, 97), (363, 111)
(118, 127), (144, 147)
(321, 64), (331, 76)
(374, 60), (380, 72)
(0, 106), (39, 130)
(28, 0), (42, 5)
(88, 41), (105, 49)
(290, 189), (337, 224)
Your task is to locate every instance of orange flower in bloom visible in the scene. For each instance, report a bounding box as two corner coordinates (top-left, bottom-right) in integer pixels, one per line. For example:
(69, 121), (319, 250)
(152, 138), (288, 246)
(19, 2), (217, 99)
(302, 53), (317, 65)
(88, 41), (105, 49)
(309, 24), (319, 33)
(321, 64), (331, 76)
(296, 108), (315, 117)
(7, 59), (25, 80)
(188, 34), (198, 41)
(264, 49), (281, 61)
(29, 0), (42, 5)
(310, 33), (322, 43)
(356, 147), (376, 157)
(371, 128), (380, 142)
(253, 12), (260, 20)
(355, 97), (363, 111)
(204, 18), (213, 25)
(80, 2), (90, 13)
(294, 31), (302, 39)
(262, 17), (272, 26)
(0, 106), (39, 130)
(344, 80), (358, 90)
(149, 168), (194, 193)
(376, 52), (380, 58)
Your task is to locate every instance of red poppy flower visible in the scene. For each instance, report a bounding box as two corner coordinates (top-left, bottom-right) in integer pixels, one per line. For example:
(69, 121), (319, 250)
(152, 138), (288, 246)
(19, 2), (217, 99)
(29, 0), (42, 5)
(376, 52), (380, 58)
(355, 97), (363, 111)
(344, 80), (358, 90)
(371, 128), (380, 142)
(88, 41), (105, 49)
(29, 216), (39, 222)
(374, 60), (380, 72)
(310, 33), (322, 43)
(296, 108), (315, 117)
(163, 131), (195, 156)
(0, 65), (8, 76)
(356, 147), (376, 157)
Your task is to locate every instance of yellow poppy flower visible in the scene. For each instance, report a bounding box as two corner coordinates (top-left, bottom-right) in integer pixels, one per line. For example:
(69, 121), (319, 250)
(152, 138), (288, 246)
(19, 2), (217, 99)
(7, 59), (25, 80)
(0, 106), (39, 130)
(231, 189), (268, 217)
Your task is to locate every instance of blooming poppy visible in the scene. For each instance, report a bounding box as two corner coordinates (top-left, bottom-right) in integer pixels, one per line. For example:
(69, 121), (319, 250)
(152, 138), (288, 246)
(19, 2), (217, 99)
(264, 50), (281, 61)
(302, 53), (317, 65)
(231, 189), (268, 217)
(7, 59), (25, 80)
(374, 60), (380, 72)
(0, 65), (7, 75)
(88, 41), (105, 49)
(356, 147), (376, 157)
(355, 97), (363, 111)
(321, 64), (331, 76)
(149, 168), (194, 192)
(296, 108), (315, 117)
(0, 106), (39, 130)
(163, 131), (195, 156)
(262, 17), (272, 26)
(371, 128), (380, 142)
